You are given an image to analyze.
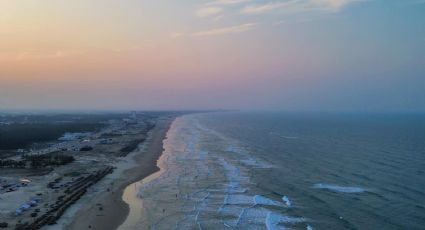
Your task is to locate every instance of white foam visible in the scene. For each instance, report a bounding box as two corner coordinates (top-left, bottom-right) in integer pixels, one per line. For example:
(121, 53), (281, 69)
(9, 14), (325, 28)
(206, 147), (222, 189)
(219, 205), (245, 227)
(228, 188), (247, 194)
(223, 222), (231, 228)
(313, 183), (367, 193)
(226, 194), (253, 205)
(239, 207), (269, 224)
(254, 195), (284, 207)
(307, 225), (314, 230)
(240, 158), (273, 169)
(208, 188), (246, 194)
(220, 159), (250, 195)
(137, 115), (313, 229)
(282, 196), (291, 207)
(265, 212), (306, 230)
(220, 194), (288, 222)
(225, 145), (248, 154)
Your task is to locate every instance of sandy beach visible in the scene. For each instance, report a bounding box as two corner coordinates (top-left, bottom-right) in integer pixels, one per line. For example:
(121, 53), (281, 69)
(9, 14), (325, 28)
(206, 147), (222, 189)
(46, 117), (175, 230)
(117, 118), (178, 230)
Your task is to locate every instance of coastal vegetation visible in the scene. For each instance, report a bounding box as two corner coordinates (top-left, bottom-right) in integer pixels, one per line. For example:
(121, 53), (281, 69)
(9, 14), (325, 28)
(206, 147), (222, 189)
(0, 153), (74, 169)
(0, 123), (103, 150)
(0, 113), (132, 151)
(119, 139), (145, 156)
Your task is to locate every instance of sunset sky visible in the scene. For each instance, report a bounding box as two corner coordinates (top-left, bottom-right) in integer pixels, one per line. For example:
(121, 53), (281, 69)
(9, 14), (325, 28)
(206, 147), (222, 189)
(1, 0), (424, 112)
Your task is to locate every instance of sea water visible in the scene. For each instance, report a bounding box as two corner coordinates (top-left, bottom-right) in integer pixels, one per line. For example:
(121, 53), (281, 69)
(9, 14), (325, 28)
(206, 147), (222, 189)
(126, 112), (425, 230)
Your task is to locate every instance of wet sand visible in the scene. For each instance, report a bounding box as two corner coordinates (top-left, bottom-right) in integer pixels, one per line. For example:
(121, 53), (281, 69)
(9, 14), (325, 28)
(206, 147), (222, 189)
(51, 117), (175, 230)
(118, 124), (173, 230)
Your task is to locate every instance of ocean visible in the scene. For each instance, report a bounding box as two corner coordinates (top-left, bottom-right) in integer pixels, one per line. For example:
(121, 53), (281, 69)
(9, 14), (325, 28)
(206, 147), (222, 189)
(123, 112), (425, 230)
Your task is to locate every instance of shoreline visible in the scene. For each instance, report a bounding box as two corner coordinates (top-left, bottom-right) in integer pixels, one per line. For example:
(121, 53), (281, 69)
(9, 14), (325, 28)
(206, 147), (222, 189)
(118, 117), (177, 229)
(48, 116), (176, 230)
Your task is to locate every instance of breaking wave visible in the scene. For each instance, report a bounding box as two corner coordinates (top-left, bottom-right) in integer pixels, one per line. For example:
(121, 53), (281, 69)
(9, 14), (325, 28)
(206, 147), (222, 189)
(313, 183), (367, 193)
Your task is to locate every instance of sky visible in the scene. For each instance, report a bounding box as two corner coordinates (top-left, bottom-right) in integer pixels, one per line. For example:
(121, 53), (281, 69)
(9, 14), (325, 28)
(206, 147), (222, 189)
(0, 0), (424, 112)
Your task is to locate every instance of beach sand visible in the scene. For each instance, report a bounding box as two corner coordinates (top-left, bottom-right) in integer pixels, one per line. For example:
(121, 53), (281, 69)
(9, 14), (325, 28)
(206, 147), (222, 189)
(46, 117), (175, 230)
(117, 122), (175, 230)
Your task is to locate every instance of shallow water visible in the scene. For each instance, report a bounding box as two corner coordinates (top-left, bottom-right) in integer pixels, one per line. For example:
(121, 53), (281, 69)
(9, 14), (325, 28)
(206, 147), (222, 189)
(122, 112), (425, 230)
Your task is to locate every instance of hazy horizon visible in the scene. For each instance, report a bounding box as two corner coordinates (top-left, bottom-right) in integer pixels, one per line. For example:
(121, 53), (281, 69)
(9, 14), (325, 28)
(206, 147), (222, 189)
(1, 0), (424, 112)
